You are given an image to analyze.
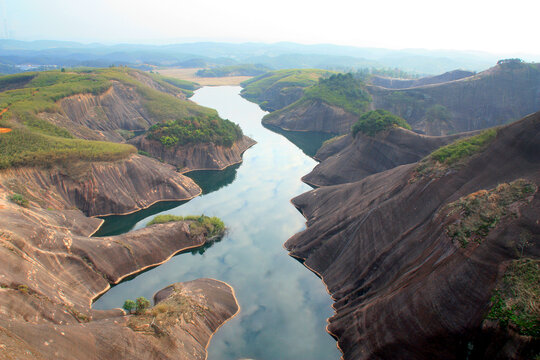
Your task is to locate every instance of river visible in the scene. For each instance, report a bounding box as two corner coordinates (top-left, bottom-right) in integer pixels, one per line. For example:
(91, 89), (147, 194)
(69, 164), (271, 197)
(93, 86), (340, 360)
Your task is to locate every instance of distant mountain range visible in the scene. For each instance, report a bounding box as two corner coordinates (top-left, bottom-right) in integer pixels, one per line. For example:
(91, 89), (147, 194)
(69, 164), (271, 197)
(0, 39), (525, 75)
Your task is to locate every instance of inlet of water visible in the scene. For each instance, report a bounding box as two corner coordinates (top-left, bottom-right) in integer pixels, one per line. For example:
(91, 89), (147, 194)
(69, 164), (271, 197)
(93, 86), (339, 360)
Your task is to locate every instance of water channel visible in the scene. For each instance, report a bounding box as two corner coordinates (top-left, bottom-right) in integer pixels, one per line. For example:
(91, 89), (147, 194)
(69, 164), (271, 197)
(93, 86), (340, 360)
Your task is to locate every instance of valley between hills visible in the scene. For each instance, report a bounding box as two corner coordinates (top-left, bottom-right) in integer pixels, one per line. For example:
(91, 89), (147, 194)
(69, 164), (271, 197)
(0, 56), (538, 360)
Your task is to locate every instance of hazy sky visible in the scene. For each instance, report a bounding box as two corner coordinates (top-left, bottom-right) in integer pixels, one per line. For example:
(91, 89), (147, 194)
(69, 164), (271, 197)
(2, 0), (540, 56)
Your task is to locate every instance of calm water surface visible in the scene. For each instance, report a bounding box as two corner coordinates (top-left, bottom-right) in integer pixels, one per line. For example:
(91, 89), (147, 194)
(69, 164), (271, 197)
(93, 86), (340, 360)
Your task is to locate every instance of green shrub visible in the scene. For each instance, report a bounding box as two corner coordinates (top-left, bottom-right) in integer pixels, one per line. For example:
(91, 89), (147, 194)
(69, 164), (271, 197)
(135, 297), (151, 314)
(9, 193), (29, 207)
(123, 299), (136, 314)
(352, 109), (411, 136)
(146, 114), (243, 147)
(487, 258), (539, 336)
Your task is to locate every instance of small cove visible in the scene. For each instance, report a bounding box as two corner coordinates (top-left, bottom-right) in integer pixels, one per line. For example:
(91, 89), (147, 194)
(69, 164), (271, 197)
(92, 86), (339, 360)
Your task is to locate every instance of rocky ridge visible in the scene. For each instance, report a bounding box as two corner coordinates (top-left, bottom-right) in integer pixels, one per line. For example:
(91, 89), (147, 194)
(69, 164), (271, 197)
(286, 112), (540, 359)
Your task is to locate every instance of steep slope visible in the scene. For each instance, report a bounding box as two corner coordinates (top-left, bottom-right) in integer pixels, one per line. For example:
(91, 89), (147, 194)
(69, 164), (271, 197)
(370, 60), (540, 135)
(262, 73), (371, 134)
(286, 112), (540, 359)
(304, 127), (477, 186)
(0, 154), (201, 216)
(240, 69), (333, 112)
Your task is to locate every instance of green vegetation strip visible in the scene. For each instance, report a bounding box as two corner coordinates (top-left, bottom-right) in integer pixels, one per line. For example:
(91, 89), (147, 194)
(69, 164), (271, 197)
(487, 258), (539, 337)
(352, 109), (410, 137)
(445, 179), (536, 247)
(147, 214), (225, 238)
(415, 128), (497, 178)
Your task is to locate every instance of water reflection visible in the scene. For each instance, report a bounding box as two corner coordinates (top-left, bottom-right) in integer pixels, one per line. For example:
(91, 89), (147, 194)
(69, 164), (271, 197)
(92, 86), (340, 360)
(263, 123), (336, 157)
(185, 162), (240, 195)
(93, 200), (188, 237)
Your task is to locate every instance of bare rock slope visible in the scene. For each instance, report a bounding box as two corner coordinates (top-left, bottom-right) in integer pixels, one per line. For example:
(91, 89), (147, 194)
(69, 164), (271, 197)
(130, 135), (256, 172)
(286, 112), (540, 359)
(262, 99), (358, 134)
(0, 155), (239, 359)
(303, 127), (477, 186)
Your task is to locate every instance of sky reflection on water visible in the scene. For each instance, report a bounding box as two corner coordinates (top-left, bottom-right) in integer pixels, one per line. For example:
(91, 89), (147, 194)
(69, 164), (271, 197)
(92, 86), (340, 360)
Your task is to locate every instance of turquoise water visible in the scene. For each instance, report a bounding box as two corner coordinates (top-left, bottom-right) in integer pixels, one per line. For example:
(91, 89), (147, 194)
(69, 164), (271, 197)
(93, 86), (340, 360)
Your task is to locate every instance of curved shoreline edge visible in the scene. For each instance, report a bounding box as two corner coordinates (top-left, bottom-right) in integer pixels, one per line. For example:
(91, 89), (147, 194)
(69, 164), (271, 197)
(202, 278), (242, 360)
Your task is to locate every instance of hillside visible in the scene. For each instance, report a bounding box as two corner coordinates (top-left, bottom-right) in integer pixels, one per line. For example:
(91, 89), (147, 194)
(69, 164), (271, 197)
(370, 60), (540, 135)
(286, 112), (540, 359)
(0, 162), (238, 358)
(304, 124), (478, 186)
(0, 68), (252, 171)
(262, 73), (372, 134)
(240, 68), (333, 112)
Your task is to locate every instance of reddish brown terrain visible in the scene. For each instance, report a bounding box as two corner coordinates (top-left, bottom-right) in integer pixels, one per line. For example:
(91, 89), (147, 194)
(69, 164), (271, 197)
(0, 154), (239, 359)
(130, 134), (256, 172)
(286, 112), (540, 359)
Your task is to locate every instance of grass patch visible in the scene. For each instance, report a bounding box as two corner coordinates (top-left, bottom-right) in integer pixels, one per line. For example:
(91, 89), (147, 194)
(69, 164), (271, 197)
(8, 193), (29, 207)
(147, 214), (225, 238)
(487, 258), (539, 337)
(304, 73), (371, 116)
(127, 285), (208, 335)
(240, 68), (333, 104)
(415, 128), (498, 178)
(430, 128), (497, 165)
(352, 109), (410, 137)
(444, 179), (536, 248)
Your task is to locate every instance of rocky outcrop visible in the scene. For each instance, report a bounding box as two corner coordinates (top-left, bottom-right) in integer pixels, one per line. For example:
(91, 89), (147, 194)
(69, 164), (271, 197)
(370, 62), (540, 135)
(130, 135), (256, 172)
(0, 156), (238, 359)
(262, 99), (358, 134)
(370, 69), (475, 89)
(304, 127), (477, 186)
(0, 154), (201, 217)
(286, 112), (540, 359)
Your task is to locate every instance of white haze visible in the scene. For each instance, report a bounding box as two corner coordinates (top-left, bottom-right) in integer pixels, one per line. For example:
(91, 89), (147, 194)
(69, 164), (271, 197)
(2, 0), (540, 58)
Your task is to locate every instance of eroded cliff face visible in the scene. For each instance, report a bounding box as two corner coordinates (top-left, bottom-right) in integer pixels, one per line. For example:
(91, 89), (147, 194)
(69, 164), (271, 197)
(370, 63), (540, 135)
(0, 154), (201, 217)
(303, 127), (477, 186)
(262, 99), (358, 134)
(0, 155), (239, 359)
(130, 135), (256, 172)
(38, 82), (154, 143)
(286, 113), (540, 359)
